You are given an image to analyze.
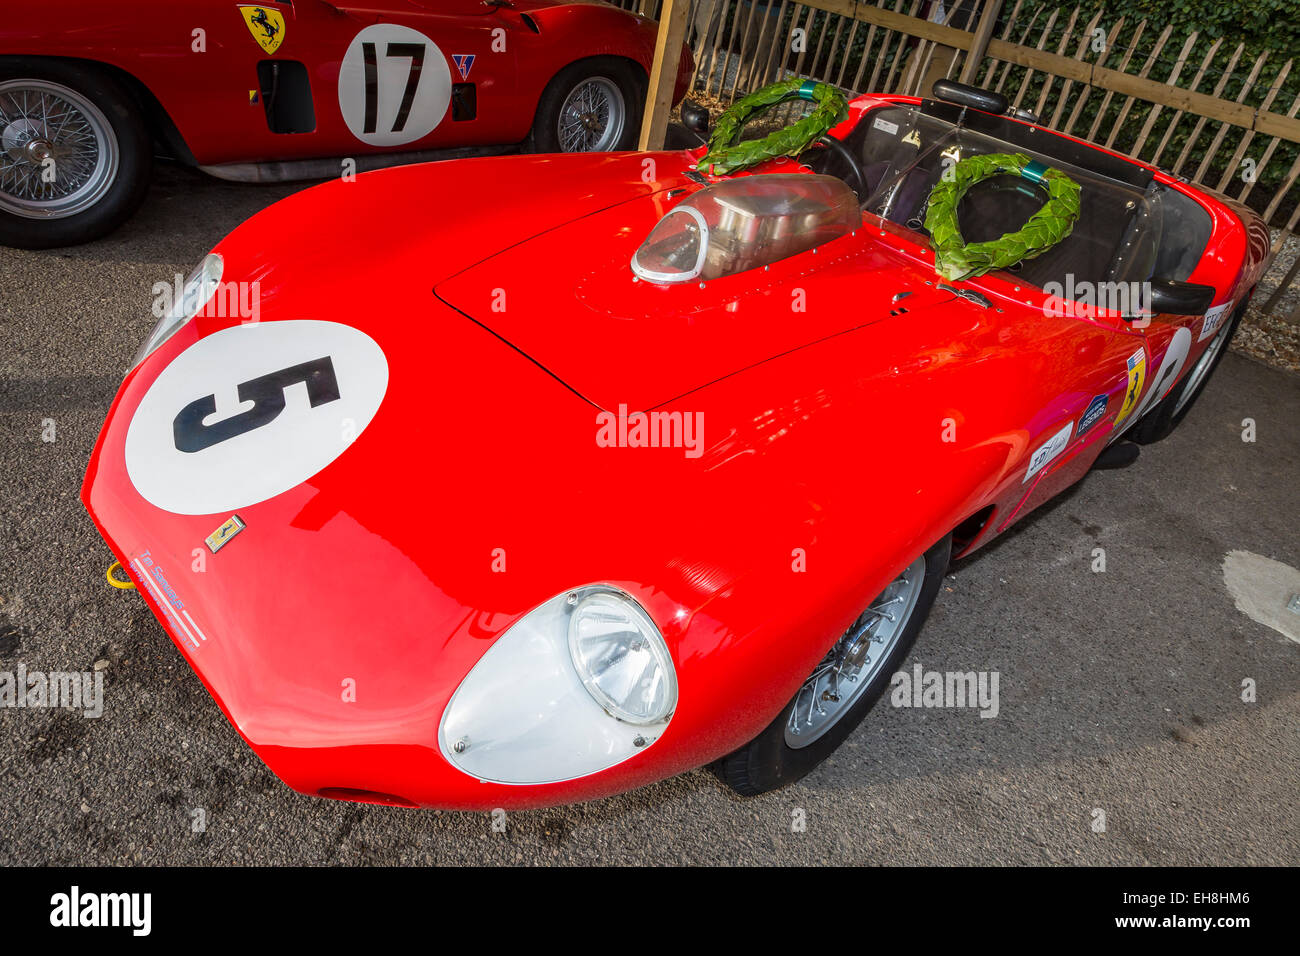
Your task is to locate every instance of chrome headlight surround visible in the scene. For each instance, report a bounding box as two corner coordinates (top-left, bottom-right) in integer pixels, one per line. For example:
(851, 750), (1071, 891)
(133, 252), (222, 366)
(439, 585), (677, 785)
(567, 586), (677, 724)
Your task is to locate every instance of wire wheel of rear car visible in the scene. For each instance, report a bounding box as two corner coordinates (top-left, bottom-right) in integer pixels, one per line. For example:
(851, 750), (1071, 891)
(0, 60), (150, 249)
(528, 58), (641, 154)
(0, 79), (116, 217)
(717, 535), (952, 797)
(557, 77), (626, 153)
(1128, 297), (1247, 446)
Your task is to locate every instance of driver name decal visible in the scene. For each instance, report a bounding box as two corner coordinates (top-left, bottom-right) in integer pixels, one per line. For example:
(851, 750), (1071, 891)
(125, 321), (388, 515)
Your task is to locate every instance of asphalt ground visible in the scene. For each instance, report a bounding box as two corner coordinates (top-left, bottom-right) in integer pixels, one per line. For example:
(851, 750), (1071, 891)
(0, 161), (1297, 865)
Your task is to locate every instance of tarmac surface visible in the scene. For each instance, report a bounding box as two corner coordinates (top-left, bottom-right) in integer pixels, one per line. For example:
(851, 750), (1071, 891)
(0, 162), (1297, 865)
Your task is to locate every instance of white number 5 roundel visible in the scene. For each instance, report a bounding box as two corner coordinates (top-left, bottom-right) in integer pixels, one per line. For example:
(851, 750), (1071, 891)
(338, 23), (451, 147)
(125, 321), (389, 515)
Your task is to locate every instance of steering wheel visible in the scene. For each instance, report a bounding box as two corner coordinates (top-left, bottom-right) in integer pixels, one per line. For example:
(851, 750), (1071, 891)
(804, 133), (868, 199)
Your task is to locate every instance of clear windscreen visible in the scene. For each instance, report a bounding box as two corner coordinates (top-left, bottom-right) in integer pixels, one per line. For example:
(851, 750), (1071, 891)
(855, 111), (1163, 289)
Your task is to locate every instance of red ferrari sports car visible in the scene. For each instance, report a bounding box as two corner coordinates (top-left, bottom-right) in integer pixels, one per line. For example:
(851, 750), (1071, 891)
(83, 81), (1269, 809)
(0, 0), (691, 247)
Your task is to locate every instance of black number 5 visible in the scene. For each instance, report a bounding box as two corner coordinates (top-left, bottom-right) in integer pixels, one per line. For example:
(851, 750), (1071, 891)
(362, 41), (426, 135)
(173, 356), (340, 453)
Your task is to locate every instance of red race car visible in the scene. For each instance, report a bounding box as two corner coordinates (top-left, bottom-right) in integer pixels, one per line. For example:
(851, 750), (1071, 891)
(83, 81), (1269, 809)
(0, 0), (691, 247)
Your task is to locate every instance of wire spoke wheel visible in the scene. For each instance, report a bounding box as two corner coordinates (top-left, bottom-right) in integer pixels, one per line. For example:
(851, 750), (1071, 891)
(556, 77), (625, 153)
(784, 556), (926, 748)
(0, 79), (118, 219)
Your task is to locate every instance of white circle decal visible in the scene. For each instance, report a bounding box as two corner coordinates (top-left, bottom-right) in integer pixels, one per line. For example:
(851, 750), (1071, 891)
(338, 24), (451, 147)
(125, 321), (389, 515)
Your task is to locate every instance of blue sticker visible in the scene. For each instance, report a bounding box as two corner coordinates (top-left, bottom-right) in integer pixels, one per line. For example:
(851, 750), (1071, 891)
(1078, 394), (1108, 436)
(453, 54), (475, 80)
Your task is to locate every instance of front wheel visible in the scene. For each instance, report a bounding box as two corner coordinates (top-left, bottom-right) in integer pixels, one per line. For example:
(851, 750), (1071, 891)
(718, 535), (952, 796)
(0, 60), (151, 249)
(527, 57), (642, 154)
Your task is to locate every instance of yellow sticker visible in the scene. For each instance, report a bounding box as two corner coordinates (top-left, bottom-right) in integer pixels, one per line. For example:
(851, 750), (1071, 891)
(205, 515), (246, 554)
(239, 5), (285, 54)
(1115, 346), (1147, 424)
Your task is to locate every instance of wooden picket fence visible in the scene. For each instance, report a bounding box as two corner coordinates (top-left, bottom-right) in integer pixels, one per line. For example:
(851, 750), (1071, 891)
(614, 0), (1300, 321)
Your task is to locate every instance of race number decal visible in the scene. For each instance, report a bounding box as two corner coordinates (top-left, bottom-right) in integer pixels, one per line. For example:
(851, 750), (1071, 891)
(125, 321), (388, 515)
(338, 24), (452, 147)
(1130, 326), (1192, 423)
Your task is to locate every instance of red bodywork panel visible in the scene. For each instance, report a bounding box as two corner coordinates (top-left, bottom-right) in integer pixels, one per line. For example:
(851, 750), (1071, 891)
(1, 0), (692, 166)
(81, 94), (1270, 809)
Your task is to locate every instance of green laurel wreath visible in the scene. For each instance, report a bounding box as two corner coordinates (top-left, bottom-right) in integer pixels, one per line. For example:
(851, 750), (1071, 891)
(924, 152), (1081, 281)
(696, 78), (849, 175)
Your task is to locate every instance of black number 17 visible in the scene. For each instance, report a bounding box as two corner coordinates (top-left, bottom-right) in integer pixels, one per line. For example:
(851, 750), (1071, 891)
(362, 41), (426, 134)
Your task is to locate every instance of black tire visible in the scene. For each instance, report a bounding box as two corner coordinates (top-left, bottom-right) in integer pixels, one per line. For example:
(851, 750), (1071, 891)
(1128, 296), (1248, 445)
(717, 534), (953, 796)
(526, 57), (643, 154)
(0, 59), (151, 249)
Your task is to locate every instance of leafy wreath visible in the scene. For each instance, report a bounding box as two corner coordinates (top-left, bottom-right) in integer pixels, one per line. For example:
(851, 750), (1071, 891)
(696, 78), (849, 176)
(923, 152), (1081, 282)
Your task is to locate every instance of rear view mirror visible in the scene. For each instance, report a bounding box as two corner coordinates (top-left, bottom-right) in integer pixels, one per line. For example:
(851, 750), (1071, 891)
(931, 80), (1008, 116)
(681, 101), (710, 135)
(1147, 278), (1216, 317)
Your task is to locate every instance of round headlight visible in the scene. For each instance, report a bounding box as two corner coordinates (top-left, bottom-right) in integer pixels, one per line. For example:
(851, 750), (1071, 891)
(567, 587), (677, 724)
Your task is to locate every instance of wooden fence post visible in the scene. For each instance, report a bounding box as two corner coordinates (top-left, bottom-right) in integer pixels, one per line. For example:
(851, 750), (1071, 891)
(959, 0), (1003, 85)
(638, 0), (692, 151)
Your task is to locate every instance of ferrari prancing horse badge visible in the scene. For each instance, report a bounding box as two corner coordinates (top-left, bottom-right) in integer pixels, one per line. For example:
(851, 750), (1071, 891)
(239, 5), (285, 54)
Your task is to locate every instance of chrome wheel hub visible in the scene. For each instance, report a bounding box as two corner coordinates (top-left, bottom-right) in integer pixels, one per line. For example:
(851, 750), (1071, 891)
(784, 556), (926, 749)
(0, 79), (118, 219)
(557, 77), (626, 153)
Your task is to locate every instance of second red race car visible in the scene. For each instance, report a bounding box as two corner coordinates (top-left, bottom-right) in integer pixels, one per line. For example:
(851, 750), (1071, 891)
(0, 0), (692, 247)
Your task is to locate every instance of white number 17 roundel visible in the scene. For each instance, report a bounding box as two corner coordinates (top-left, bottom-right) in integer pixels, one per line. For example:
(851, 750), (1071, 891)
(338, 24), (452, 147)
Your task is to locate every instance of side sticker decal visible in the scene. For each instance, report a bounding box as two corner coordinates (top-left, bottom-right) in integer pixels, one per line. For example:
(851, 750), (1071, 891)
(1114, 346), (1147, 426)
(1078, 394), (1108, 437)
(1025, 420), (1074, 483)
(1199, 300), (1233, 342)
(452, 54), (476, 80)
